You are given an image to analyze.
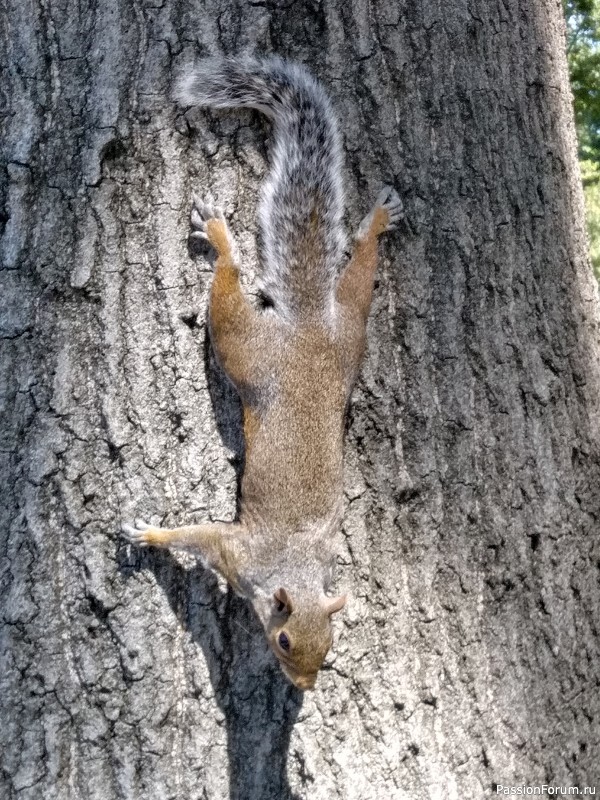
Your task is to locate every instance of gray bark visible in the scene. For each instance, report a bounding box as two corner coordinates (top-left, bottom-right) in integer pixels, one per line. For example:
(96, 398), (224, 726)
(1, 0), (599, 798)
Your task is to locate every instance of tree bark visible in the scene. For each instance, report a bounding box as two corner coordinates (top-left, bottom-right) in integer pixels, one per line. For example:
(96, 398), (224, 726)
(1, 0), (599, 798)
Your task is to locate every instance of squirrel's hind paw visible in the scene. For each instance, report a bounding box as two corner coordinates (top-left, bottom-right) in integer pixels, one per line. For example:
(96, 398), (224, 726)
(190, 194), (226, 240)
(375, 186), (403, 231)
(121, 519), (155, 547)
(357, 186), (403, 240)
(189, 194), (237, 260)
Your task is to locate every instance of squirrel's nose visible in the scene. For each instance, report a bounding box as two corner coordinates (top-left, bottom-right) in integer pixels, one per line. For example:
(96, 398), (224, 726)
(293, 674), (317, 691)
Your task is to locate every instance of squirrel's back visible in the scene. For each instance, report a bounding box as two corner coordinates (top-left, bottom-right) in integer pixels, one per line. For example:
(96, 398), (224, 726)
(174, 56), (346, 321)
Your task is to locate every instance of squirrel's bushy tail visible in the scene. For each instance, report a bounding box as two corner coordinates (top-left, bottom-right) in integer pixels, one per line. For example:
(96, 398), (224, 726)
(174, 56), (346, 320)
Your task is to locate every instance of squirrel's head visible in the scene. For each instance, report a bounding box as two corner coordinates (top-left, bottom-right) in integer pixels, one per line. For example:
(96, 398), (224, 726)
(266, 587), (346, 690)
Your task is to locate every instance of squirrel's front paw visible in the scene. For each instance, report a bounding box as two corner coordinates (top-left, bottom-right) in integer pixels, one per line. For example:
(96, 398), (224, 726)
(122, 519), (157, 548)
(374, 185), (403, 231)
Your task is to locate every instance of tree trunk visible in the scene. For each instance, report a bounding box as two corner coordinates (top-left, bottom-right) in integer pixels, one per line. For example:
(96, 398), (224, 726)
(2, 0), (599, 798)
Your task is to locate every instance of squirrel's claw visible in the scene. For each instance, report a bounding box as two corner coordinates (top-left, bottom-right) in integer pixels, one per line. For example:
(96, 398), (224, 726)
(377, 186), (403, 230)
(189, 194), (231, 245)
(191, 195), (226, 227)
(375, 185), (394, 206)
(356, 186), (403, 240)
(190, 207), (204, 229)
(122, 520), (154, 547)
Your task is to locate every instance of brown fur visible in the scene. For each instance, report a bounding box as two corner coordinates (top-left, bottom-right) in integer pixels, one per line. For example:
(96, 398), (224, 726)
(126, 202), (393, 689)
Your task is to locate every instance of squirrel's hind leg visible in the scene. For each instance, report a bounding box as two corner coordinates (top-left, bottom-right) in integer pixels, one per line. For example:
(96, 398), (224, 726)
(335, 186), (402, 321)
(190, 195), (278, 393)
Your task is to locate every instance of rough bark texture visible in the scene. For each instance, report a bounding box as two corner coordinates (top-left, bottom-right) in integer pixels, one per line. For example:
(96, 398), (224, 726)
(1, 0), (599, 798)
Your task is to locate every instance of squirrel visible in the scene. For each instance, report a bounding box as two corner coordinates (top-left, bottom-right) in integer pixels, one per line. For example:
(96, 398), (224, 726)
(122, 56), (401, 690)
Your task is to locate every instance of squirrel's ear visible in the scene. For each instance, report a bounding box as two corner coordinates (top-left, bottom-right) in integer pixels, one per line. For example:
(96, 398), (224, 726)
(273, 587), (293, 614)
(322, 594), (347, 616)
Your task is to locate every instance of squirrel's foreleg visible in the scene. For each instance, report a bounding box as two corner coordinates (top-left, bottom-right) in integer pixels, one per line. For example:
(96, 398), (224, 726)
(336, 186), (402, 320)
(122, 519), (246, 585)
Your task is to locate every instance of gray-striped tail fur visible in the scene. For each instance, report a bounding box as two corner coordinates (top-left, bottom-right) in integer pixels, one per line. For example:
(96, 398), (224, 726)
(174, 56), (346, 320)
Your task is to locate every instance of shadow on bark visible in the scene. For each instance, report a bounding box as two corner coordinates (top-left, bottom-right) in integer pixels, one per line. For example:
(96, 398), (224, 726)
(153, 559), (304, 800)
(204, 332), (247, 508)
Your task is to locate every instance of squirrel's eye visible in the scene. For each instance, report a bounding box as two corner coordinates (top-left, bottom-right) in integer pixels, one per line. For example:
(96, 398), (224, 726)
(278, 632), (291, 652)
